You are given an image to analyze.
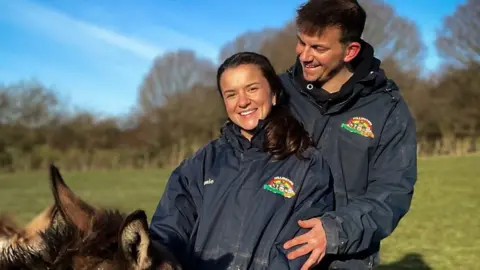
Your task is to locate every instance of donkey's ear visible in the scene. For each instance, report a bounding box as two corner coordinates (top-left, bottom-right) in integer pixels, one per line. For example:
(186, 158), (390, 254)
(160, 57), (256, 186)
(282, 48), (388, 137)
(119, 210), (183, 270)
(49, 164), (95, 231)
(119, 210), (152, 269)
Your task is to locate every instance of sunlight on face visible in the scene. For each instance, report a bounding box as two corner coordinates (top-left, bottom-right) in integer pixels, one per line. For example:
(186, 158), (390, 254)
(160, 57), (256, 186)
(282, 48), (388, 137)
(220, 64), (276, 140)
(295, 26), (353, 83)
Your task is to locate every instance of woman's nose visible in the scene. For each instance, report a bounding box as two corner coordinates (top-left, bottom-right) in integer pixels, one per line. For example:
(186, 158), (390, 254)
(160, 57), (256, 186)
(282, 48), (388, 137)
(237, 92), (251, 107)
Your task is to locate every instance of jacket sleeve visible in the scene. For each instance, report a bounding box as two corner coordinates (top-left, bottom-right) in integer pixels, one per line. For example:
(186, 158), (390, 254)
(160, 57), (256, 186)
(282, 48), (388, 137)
(269, 152), (335, 269)
(148, 155), (203, 267)
(320, 99), (417, 255)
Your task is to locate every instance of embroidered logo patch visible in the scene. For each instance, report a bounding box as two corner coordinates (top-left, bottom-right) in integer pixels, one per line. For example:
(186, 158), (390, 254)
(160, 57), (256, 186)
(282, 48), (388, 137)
(340, 117), (375, 138)
(263, 177), (296, 198)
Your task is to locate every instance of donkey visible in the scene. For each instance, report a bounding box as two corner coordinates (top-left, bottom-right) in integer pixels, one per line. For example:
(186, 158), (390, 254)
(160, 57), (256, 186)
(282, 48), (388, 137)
(0, 164), (182, 270)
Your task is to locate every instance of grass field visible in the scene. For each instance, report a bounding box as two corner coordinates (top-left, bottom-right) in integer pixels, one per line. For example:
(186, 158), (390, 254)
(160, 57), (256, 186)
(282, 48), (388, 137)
(1, 155), (479, 269)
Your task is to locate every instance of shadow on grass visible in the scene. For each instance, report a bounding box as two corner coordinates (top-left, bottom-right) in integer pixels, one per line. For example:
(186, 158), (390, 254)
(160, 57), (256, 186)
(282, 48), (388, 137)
(376, 253), (432, 270)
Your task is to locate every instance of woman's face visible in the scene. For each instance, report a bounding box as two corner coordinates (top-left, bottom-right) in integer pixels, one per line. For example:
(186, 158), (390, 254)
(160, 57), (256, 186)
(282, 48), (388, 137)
(219, 64), (276, 140)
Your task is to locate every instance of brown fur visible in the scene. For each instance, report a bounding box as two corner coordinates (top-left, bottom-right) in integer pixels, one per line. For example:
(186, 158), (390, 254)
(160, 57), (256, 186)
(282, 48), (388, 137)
(0, 205), (55, 254)
(23, 206), (56, 240)
(0, 165), (182, 270)
(0, 215), (22, 238)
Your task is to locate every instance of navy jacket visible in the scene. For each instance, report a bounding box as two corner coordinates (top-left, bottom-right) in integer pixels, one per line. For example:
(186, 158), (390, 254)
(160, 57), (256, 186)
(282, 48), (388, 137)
(149, 121), (334, 270)
(279, 41), (417, 269)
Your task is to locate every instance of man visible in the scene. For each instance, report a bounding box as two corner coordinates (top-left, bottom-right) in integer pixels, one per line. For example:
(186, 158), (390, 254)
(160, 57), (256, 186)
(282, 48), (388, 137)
(279, 0), (417, 269)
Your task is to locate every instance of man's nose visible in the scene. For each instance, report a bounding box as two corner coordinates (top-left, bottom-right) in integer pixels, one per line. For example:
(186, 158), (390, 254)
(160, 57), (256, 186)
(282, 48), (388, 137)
(299, 47), (314, 62)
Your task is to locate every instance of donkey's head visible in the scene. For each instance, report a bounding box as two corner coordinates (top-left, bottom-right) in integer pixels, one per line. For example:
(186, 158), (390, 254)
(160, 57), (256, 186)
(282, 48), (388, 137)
(0, 165), (181, 270)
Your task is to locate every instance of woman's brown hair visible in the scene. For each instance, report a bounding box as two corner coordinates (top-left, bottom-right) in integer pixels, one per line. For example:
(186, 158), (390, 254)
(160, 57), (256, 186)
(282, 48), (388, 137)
(217, 52), (312, 160)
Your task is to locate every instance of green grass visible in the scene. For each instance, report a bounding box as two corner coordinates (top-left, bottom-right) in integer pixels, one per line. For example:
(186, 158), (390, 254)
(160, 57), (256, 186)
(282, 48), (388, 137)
(1, 155), (479, 269)
(378, 154), (480, 269)
(0, 169), (173, 224)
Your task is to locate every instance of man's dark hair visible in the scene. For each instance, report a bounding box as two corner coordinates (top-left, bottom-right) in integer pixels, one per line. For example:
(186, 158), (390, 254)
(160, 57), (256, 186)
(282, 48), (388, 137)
(217, 52), (312, 160)
(296, 0), (367, 44)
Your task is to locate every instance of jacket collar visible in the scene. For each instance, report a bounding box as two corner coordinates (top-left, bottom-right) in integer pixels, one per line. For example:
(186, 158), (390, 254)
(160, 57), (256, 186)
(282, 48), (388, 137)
(287, 39), (387, 114)
(220, 119), (267, 153)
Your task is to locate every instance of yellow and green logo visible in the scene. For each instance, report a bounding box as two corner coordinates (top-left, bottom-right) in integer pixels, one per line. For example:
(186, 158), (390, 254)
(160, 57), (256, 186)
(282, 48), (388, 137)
(263, 177), (296, 198)
(341, 117), (374, 138)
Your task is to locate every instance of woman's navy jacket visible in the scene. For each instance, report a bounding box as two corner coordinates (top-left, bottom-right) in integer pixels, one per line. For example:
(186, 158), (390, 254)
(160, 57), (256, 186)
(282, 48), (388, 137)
(149, 121), (334, 270)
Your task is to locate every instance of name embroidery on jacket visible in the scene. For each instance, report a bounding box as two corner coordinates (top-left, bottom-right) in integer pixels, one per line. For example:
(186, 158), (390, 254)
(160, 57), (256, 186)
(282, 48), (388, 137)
(204, 179), (214, 185)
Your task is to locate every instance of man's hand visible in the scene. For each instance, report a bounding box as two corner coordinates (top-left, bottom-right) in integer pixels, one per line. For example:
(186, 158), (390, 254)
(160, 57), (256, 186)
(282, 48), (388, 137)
(283, 218), (327, 270)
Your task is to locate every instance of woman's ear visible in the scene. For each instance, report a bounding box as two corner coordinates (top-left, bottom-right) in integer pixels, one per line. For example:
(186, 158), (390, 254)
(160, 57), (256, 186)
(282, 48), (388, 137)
(272, 94), (277, 106)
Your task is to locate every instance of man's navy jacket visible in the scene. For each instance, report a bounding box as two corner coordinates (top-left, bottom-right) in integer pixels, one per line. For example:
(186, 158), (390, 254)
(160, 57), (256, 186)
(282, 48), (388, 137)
(279, 41), (417, 269)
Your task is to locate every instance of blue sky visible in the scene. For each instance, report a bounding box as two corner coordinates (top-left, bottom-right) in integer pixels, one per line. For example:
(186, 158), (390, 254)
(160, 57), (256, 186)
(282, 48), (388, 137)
(0, 0), (465, 116)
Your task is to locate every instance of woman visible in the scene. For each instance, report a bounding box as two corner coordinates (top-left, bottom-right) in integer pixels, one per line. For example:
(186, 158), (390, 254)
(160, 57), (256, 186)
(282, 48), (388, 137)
(149, 52), (334, 270)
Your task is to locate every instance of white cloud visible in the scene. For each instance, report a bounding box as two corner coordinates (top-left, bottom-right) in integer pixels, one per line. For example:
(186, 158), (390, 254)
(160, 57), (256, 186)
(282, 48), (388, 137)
(1, 0), (164, 60)
(0, 0), (221, 115)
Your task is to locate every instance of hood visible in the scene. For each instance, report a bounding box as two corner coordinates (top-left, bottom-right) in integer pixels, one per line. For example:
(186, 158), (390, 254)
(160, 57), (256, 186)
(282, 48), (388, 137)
(288, 39), (387, 113)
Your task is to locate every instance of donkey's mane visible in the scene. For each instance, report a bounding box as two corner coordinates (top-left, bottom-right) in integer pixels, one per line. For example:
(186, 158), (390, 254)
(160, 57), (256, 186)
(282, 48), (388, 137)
(0, 215), (46, 269)
(0, 241), (46, 269)
(0, 209), (129, 269)
(45, 209), (127, 267)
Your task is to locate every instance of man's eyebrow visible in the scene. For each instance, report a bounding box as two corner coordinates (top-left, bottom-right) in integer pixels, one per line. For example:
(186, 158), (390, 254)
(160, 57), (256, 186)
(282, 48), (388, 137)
(296, 34), (329, 49)
(296, 34), (304, 42)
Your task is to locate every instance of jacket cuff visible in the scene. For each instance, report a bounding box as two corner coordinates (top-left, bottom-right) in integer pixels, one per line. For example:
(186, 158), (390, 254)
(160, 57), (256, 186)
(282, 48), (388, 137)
(320, 215), (344, 255)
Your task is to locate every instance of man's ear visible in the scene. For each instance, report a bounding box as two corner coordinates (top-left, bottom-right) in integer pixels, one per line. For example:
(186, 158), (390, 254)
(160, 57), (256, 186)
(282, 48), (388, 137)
(343, 41), (361, 63)
(49, 164), (95, 231)
(119, 210), (152, 269)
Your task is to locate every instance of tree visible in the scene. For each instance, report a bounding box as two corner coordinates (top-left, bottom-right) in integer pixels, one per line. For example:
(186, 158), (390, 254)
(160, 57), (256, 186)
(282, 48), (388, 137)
(359, 0), (425, 71)
(218, 28), (277, 62)
(137, 50), (216, 113)
(432, 62), (480, 154)
(259, 22), (298, 73)
(436, 0), (480, 67)
(0, 80), (60, 127)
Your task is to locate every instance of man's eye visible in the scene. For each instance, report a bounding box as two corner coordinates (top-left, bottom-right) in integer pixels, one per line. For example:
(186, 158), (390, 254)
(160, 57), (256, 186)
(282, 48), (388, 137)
(313, 47), (327, 52)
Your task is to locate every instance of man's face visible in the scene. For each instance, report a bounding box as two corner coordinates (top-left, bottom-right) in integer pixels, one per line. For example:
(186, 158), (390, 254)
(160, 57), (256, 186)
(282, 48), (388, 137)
(295, 26), (356, 83)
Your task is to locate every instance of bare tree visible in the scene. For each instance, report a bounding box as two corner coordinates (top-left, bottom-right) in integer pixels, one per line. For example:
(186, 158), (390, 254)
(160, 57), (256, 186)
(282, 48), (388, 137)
(0, 80), (60, 127)
(359, 0), (426, 71)
(137, 50), (216, 113)
(218, 28), (277, 62)
(435, 0), (480, 67)
(259, 22), (298, 73)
